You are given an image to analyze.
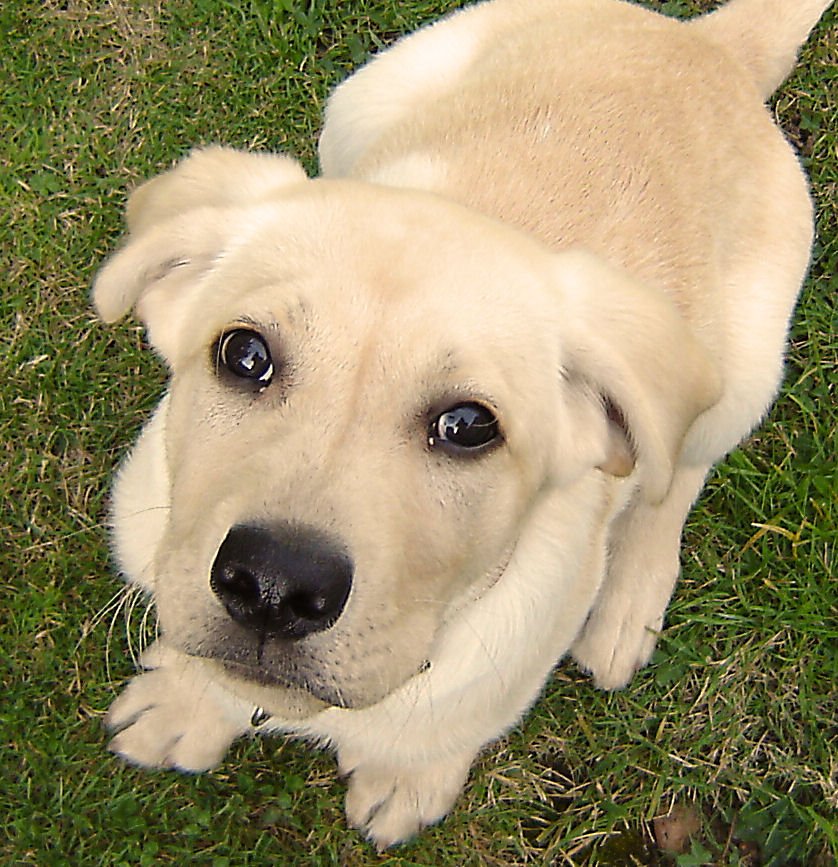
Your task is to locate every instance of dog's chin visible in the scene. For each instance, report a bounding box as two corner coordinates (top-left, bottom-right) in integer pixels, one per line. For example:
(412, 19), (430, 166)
(177, 617), (435, 712)
(216, 658), (357, 709)
(185, 653), (337, 717)
(183, 642), (418, 712)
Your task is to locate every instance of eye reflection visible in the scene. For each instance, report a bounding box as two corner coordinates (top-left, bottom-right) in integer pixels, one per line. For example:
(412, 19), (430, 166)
(429, 402), (500, 452)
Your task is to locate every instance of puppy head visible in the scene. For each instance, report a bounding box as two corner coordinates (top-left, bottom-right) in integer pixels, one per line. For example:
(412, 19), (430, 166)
(95, 148), (720, 709)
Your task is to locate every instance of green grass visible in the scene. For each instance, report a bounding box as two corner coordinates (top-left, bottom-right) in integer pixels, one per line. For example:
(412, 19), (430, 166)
(1, 0), (835, 863)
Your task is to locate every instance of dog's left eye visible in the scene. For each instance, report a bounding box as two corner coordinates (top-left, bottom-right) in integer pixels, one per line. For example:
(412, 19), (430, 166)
(429, 402), (500, 453)
(216, 329), (274, 386)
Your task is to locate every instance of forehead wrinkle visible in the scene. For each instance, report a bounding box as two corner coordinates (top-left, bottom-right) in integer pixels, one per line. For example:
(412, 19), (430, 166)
(232, 268), (312, 319)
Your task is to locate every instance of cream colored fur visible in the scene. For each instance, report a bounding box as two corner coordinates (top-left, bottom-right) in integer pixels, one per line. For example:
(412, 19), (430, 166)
(93, 0), (830, 847)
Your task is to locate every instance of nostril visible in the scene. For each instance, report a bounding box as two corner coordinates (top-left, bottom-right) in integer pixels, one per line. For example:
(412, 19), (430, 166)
(210, 561), (268, 627)
(286, 587), (345, 622)
(217, 566), (260, 602)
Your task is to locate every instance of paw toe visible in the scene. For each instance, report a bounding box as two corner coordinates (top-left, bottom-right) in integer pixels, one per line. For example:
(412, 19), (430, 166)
(345, 768), (394, 830)
(104, 662), (247, 772)
(108, 719), (182, 768)
(105, 670), (167, 732)
(572, 610), (661, 690)
(345, 758), (469, 848)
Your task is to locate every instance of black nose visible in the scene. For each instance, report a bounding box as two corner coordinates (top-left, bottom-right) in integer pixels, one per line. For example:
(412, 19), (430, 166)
(210, 524), (353, 639)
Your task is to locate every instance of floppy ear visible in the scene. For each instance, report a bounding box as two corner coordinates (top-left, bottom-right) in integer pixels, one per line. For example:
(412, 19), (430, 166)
(92, 147), (307, 360)
(554, 250), (722, 503)
(123, 145), (308, 236)
(93, 209), (233, 361)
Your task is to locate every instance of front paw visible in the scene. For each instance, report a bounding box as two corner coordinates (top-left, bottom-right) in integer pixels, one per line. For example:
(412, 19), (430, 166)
(571, 602), (662, 690)
(106, 645), (250, 772)
(343, 755), (471, 849)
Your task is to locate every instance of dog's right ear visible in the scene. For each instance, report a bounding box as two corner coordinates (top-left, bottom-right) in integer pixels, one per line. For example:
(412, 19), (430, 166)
(92, 147), (307, 360)
(122, 145), (308, 236)
(552, 250), (722, 504)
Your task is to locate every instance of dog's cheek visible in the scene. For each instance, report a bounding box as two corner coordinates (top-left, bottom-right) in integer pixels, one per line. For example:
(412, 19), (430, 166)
(337, 467), (532, 702)
(161, 373), (240, 493)
(407, 456), (531, 599)
(320, 606), (441, 707)
(110, 399), (172, 592)
(150, 537), (224, 646)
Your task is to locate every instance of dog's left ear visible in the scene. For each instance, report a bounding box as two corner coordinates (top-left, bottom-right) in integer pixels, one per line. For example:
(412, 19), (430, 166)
(92, 147), (307, 360)
(554, 250), (722, 503)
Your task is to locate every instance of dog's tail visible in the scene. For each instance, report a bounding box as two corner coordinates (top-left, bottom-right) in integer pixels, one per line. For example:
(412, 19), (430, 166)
(690, 0), (833, 98)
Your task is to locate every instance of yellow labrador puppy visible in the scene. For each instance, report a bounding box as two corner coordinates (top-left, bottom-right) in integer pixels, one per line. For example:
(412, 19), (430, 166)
(93, 0), (830, 847)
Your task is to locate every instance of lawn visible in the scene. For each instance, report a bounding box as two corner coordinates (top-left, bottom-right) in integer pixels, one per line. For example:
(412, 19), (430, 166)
(2, 0), (835, 864)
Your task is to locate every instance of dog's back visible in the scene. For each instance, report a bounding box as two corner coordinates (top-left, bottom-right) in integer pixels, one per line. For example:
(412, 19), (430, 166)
(320, 0), (828, 318)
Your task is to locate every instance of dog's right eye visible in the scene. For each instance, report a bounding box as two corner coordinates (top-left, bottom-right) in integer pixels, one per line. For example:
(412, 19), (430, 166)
(216, 329), (274, 386)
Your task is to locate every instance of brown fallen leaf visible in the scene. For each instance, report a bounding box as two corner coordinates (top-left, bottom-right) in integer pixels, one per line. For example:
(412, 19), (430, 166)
(653, 803), (702, 854)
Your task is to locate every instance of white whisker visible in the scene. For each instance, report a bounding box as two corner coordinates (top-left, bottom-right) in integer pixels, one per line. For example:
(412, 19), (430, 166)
(82, 581), (158, 685)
